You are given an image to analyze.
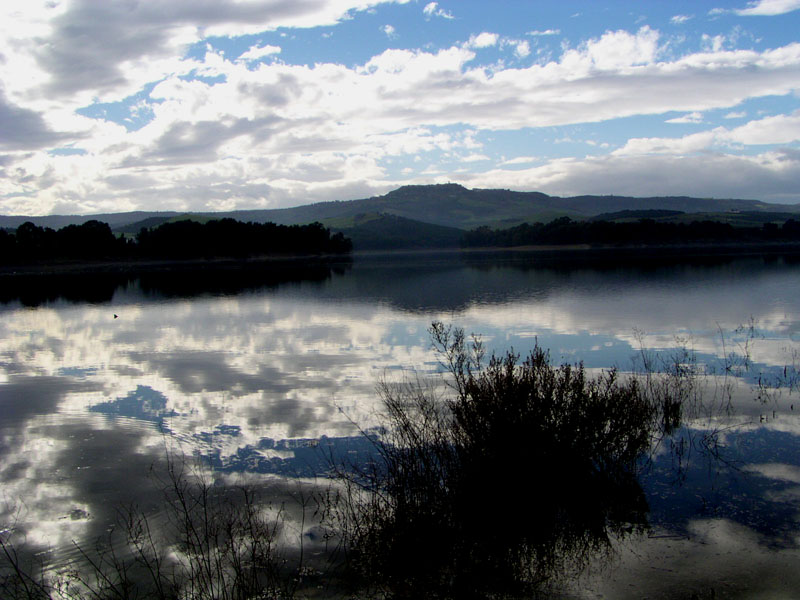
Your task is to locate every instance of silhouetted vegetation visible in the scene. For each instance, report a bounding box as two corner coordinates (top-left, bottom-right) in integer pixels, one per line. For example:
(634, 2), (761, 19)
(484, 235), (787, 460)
(324, 323), (682, 599)
(462, 216), (800, 248)
(0, 218), (351, 265)
(0, 455), (322, 600)
(1, 220), (128, 262)
(135, 218), (351, 258)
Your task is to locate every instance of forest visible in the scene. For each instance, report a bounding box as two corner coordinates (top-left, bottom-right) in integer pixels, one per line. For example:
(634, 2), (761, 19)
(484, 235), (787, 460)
(0, 218), (352, 264)
(5, 214), (800, 265)
(461, 216), (800, 248)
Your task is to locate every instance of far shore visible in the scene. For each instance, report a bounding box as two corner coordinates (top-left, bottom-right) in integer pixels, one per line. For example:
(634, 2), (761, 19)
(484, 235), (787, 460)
(0, 253), (353, 278)
(3, 240), (800, 277)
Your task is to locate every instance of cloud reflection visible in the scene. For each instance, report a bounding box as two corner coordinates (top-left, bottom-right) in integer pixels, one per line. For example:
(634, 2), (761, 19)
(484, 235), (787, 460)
(2, 254), (800, 573)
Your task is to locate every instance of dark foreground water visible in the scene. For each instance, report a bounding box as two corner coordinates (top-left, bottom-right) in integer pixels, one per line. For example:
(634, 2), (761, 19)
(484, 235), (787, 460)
(2, 252), (800, 598)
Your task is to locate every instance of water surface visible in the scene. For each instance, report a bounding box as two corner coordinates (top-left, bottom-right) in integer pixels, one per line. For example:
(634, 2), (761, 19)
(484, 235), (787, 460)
(3, 252), (800, 597)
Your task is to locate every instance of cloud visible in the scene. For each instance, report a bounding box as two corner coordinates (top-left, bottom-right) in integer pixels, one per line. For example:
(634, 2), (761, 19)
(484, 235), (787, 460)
(467, 32), (499, 48)
(527, 29), (560, 36)
(423, 2), (453, 19)
(461, 149), (800, 203)
(670, 14), (693, 24)
(237, 44), (281, 62)
(500, 156), (538, 166)
(726, 110), (800, 144)
(735, 0), (800, 15)
(666, 111), (704, 124)
(613, 131), (720, 155)
(0, 0), (410, 106)
(382, 24), (397, 38)
(615, 111), (800, 155)
(563, 26), (660, 70)
(702, 34), (727, 52)
(5, 8), (800, 214)
(0, 91), (77, 151)
(460, 153), (490, 162)
(514, 40), (531, 58)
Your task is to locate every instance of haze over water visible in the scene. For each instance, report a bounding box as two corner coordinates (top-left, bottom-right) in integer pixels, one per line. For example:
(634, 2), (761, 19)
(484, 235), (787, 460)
(3, 252), (800, 597)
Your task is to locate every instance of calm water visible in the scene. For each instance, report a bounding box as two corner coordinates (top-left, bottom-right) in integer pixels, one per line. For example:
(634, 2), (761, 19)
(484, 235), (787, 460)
(3, 252), (800, 597)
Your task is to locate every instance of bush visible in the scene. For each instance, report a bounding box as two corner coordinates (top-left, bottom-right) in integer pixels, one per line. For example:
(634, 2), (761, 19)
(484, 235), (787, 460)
(327, 322), (678, 599)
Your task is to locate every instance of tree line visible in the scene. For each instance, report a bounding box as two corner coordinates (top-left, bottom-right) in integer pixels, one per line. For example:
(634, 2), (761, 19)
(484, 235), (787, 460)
(461, 216), (800, 248)
(0, 218), (352, 264)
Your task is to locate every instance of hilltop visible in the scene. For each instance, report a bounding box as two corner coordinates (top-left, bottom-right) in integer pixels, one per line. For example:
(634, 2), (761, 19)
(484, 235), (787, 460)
(218, 184), (800, 231)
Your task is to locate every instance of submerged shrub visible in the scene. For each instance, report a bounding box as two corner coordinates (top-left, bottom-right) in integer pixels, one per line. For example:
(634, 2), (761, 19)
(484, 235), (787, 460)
(329, 322), (676, 599)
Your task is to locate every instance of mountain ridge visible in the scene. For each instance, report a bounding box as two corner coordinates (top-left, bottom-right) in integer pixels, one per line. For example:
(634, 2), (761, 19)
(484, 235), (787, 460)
(2, 184), (798, 233)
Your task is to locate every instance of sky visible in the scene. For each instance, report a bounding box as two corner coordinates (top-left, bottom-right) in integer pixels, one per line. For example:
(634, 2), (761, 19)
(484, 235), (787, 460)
(1, 0), (800, 216)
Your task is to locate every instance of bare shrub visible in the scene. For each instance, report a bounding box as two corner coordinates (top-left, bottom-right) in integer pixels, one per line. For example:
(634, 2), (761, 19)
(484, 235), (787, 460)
(326, 322), (675, 599)
(1, 455), (305, 600)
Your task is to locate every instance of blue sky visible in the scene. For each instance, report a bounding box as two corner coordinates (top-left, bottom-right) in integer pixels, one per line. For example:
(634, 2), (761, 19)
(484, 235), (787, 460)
(1, 0), (800, 215)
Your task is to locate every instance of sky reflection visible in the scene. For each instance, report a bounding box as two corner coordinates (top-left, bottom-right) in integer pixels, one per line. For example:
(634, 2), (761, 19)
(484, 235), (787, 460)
(2, 254), (800, 587)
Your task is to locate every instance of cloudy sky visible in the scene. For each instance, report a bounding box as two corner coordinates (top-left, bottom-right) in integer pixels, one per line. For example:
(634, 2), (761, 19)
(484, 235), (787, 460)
(1, 0), (800, 216)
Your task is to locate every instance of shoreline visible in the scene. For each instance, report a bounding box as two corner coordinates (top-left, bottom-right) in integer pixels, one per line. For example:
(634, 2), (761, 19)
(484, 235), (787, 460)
(3, 241), (800, 277)
(0, 253), (353, 277)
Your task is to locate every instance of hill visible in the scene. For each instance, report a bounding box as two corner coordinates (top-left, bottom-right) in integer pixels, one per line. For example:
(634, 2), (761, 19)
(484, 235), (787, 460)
(3, 185), (799, 244)
(0, 211), (181, 231)
(241, 184), (800, 230)
(335, 213), (464, 250)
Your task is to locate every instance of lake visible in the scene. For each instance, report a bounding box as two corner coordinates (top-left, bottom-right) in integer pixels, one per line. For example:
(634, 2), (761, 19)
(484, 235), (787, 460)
(2, 251), (800, 598)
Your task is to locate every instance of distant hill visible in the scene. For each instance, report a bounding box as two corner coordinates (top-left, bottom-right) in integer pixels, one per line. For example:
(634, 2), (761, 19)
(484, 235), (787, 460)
(590, 208), (800, 228)
(590, 210), (686, 222)
(112, 215), (177, 234)
(335, 213), (464, 250)
(0, 211), (181, 231)
(3, 184), (799, 238)
(248, 184), (799, 230)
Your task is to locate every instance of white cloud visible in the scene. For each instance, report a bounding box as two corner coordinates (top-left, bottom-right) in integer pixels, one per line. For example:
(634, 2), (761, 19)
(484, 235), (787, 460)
(724, 111), (747, 119)
(670, 14), (693, 24)
(613, 131), (720, 156)
(562, 26), (660, 70)
(5, 5), (800, 215)
(500, 156), (538, 165)
(727, 110), (800, 144)
(0, 0), (410, 107)
(615, 111), (800, 155)
(382, 24), (397, 38)
(514, 40), (531, 58)
(461, 149), (800, 203)
(237, 44), (281, 62)
(666, 111), (704, 124)
(460, 153), (490, 162)
(423, 2), (453, 19)
(528, 29), (560, 36)
(735, 0), (800, 15)
(467, 32), (499, 48)
(702, 33), (727, 52)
